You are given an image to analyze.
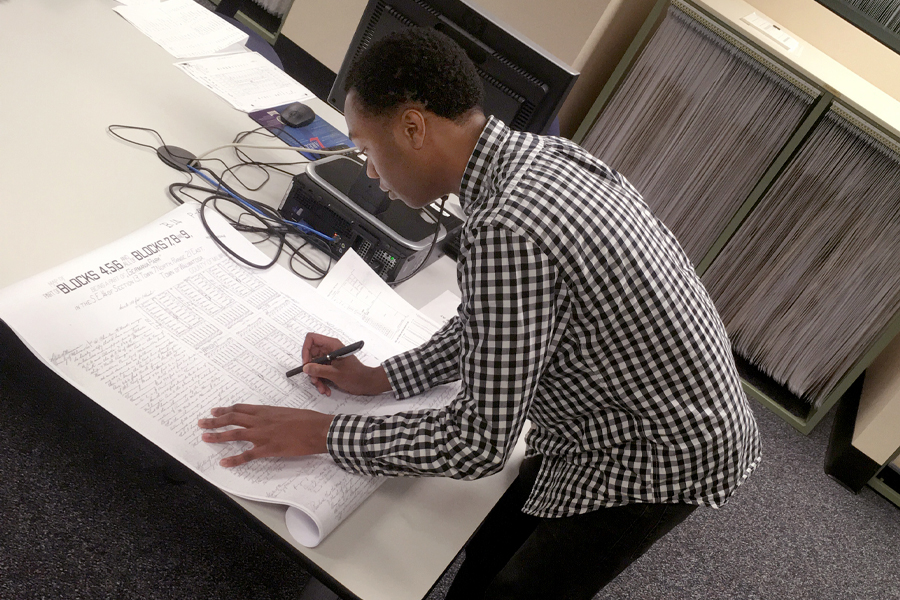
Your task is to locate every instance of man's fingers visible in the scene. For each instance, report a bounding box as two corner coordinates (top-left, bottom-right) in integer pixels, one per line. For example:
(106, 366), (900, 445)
(303, 332), (344, 364)
(303, 364), (336, 396)
(200, 422), (269, 467)
(210, 403), (261, 417)
(220, 447), (262, 468)
(201, 427), (252, 443)
(303, 363), (340, 380)
(198, 410), (256, 429)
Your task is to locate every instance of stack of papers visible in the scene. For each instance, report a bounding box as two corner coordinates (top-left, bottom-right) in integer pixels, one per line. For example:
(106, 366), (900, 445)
(176, 53), (315, 112)
(114, 0), (314, 112)
(114, 0), (248, 58)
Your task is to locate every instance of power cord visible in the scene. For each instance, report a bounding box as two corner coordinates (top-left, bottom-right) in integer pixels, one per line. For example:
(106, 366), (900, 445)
(109, 124), (335, 280)
(108, 124), (447, 285)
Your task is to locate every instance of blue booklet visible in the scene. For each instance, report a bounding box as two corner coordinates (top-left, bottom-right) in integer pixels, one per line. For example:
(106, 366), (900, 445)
(248, 104), (355, 160)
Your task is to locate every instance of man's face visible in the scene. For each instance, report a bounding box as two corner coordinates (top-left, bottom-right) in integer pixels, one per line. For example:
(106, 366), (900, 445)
(344, 90), (438, 209)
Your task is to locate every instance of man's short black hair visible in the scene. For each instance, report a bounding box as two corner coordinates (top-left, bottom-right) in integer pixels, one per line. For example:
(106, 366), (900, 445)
(344, 27), (484, 121)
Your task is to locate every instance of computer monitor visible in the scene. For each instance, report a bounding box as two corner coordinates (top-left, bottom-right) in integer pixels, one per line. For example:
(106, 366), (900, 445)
(327, 0), (579, 135)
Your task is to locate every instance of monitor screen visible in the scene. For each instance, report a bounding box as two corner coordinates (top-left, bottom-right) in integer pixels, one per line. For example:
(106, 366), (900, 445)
(327, 0), (578, 135)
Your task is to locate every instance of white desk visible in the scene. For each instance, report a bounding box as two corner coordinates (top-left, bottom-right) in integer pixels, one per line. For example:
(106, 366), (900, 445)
(0, 2), (523, 599)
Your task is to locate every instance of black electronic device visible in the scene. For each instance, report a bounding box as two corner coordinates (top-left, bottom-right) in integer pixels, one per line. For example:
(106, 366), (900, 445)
(279, 102), (316, 128)
(280, 0), (574, 281)
(156, 145), (197, 172)
(327, 0), (579, 135)
(279, 155), (463, 282)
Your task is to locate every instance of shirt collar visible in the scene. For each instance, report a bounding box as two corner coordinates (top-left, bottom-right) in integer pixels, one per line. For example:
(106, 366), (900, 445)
(458, 116), (510, 215)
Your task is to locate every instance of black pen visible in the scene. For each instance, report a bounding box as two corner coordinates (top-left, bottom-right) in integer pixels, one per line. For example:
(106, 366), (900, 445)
(285, 340), (365, 378)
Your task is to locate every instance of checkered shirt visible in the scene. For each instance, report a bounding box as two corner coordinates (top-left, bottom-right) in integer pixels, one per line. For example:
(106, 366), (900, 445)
(328, 117), (761, 516)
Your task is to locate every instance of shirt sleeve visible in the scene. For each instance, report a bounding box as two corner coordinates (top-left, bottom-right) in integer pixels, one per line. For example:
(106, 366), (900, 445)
(381, 316), (464, 399)
(327, 225), (558, 479)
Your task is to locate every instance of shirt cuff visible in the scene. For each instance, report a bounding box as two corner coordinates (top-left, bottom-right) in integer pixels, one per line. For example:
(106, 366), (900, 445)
(327, 413), (377, 475)
(382, 352), (424, 399)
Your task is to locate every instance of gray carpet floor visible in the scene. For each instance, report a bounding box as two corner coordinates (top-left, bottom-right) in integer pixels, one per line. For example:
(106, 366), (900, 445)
(593, 402), (900, 600)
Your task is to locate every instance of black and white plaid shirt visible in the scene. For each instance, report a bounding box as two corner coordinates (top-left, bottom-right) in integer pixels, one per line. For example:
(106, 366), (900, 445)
(329, 117), (761, 517)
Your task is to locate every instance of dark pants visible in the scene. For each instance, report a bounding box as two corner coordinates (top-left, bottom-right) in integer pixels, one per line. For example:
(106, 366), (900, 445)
(445, 456), (697, 600)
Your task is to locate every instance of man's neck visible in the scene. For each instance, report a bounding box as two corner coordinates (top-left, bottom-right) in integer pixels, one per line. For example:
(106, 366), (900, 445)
(439, 110), (488, 196)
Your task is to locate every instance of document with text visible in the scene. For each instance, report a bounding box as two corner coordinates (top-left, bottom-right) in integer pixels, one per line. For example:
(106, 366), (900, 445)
(175, 52), (315, 112)
(114, 0), (248, 59)
(318, 249), (443, 351)
(0, 203), (457, 547)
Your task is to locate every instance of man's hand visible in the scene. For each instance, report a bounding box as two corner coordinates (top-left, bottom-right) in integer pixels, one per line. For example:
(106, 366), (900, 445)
(302, 332), (392, 397)
(198, 404), (335, 467)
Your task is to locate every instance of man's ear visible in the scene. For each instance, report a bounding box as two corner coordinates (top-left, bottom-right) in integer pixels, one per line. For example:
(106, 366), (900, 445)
(399, 107), (427, 150)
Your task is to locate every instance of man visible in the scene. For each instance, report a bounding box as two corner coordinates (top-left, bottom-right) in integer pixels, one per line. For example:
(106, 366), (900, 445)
(199, 28), (761, 600)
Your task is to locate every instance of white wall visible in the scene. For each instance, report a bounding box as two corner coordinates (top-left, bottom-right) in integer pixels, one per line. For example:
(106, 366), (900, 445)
(462, 0), (614, 67)
(280, 0), (367, 73)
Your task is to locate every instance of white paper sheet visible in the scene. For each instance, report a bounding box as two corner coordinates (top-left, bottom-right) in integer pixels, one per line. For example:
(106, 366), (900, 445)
(114, 0), (249, 59)
(0, 204), (458, 547)
(420, 290), (461, 328)
(318, 250), (443, 352)
(175, 52), (315, 112)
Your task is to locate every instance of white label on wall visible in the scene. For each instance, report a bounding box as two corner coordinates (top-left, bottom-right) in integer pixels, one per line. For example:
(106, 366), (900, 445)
(742, 12), (801, 52)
